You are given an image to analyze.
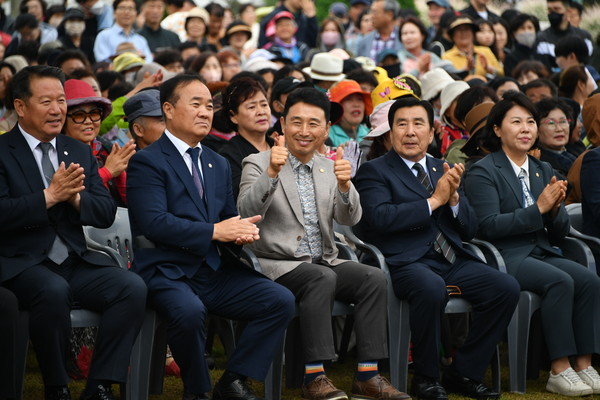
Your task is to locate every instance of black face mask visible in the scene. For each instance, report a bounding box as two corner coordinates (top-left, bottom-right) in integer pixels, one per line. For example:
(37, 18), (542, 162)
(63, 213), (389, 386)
(548, 11), (564, 29)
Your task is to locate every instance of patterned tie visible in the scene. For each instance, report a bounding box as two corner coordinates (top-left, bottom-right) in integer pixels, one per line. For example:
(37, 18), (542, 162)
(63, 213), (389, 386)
(39, 142), (69, 265)
(187, 147), (205, 200)
(518, 168), (535, 208)
(413, 163), (457, 264)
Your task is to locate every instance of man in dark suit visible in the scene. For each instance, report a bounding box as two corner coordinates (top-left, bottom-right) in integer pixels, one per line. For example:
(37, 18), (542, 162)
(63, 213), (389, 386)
(0, 65), (147, 400)
(459, 0), (499, 22)
(126, 74), (295, 400)
(354, 97), (519, 400)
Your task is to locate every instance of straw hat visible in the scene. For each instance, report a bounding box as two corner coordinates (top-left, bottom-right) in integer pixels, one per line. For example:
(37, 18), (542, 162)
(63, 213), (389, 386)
(461, 102), (495, 155)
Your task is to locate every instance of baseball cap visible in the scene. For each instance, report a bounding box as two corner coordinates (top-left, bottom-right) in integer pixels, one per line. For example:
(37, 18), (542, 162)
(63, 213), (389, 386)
(123, 88), (162, 123)
(426, 0), (450, 8)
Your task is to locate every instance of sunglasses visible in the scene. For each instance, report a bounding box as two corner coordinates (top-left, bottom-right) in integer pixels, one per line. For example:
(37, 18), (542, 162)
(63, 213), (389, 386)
(67, 108), (104, 124)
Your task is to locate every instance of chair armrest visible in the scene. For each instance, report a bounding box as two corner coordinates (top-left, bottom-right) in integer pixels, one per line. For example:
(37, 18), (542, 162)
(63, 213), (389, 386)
(240, 247), (263, 274)
(86, 237), (128, 270)
(462, 242), (486, 263)
(569, 227), (600, 254)
(470, 238), (508, 274)
(561, 237), (597, 274)
(335, 241), (359, 262)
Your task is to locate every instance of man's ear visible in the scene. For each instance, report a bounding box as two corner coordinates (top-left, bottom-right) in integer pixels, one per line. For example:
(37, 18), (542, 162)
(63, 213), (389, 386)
(132, 122), (144, 138)
(162, 102), (173, 120)
(13, 98), (26, 118)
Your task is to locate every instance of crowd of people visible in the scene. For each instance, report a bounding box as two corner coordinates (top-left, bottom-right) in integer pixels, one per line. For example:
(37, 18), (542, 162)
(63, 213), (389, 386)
(1, 0), (600, 399)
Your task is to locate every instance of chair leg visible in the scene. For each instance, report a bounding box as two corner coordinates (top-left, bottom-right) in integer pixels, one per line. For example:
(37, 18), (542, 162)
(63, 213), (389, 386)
(394, 299), (411, 393)
(128, 309), (159, 400)
(264, 332), (285, 400)
(149, 319), (168, 395)
(338, 314), (354, 363)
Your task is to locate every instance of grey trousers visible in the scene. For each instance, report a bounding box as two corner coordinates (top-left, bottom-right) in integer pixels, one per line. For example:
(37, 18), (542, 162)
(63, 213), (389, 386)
(276, 261), (388, 363)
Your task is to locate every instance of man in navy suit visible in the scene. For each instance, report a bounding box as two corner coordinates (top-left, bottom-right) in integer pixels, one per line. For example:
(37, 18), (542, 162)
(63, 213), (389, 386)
(354, 97), (519, 400)
(126, 74), (295, 400)
(0, 66), (147, 400)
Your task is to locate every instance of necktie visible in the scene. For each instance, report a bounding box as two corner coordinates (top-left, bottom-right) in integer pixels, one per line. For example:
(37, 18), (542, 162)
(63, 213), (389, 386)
(518, 168), (535, 208)
(39, 142), (69, 264)
(413, 163), (457, 264)
(187, 147), (205, 200)
(187, 147), (220, 270)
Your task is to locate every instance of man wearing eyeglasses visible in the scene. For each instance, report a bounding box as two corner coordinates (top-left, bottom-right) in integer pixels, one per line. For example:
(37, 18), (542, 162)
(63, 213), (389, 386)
(93, 0), (153, 62)
(0, 66), (147, 400)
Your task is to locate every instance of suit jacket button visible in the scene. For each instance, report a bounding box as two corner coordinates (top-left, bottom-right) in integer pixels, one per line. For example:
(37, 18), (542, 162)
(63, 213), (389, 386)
(296, 236), (302, 241)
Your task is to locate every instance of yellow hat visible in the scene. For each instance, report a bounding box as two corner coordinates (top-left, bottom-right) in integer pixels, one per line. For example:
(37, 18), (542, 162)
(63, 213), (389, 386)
(113, 52), (145, 72)
(371, 76), (419, 108)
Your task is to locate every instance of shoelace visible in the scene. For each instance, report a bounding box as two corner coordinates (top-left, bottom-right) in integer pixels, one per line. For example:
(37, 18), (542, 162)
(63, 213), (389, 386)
(562, 368), (585, 384)
(582, 367), (600, 381)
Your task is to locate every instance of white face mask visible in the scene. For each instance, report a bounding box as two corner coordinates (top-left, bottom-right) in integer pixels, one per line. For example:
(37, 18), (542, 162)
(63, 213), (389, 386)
(88, 1), (104, 15)
(124, 71), (137, 83)
(515, 32), (536, 48)
(65, 20), (86, 36)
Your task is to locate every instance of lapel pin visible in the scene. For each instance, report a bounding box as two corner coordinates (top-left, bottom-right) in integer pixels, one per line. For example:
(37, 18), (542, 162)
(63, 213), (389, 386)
(64, 151), (68, 156)
(432, 167), (437, 172)
(208, 163), (213, 168)
(535, 172), (539, 177)
(319, 168), (325, 173)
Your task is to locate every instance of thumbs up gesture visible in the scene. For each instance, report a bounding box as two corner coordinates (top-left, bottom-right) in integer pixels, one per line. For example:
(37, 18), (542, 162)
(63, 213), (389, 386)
(334, 145), (352, 192)
(268, 135), (288, 178)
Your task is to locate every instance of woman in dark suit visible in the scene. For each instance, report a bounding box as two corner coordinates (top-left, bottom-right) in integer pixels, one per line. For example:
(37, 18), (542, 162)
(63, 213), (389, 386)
(464, 92), (600, 397)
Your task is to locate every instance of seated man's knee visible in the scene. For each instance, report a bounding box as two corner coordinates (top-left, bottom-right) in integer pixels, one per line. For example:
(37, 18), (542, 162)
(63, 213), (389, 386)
(310, 267), (338, 292)
(170, 301), (208, 332)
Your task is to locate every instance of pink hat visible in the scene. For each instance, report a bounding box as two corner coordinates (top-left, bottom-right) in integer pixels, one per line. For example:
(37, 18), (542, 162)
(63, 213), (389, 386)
(366, 100), (395, 138)
(64, 79), (112, 118)
(266, 11), (297, 38)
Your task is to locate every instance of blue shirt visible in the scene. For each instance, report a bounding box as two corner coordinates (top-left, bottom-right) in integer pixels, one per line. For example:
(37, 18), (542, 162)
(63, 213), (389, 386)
(328, 124), (369, 147)
(93, 24), (153, 62)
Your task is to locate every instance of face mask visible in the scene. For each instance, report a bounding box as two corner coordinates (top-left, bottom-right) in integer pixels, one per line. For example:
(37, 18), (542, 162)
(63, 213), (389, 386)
(65, 21), (85, 36)
(124, 71), (136, 83)
(321, 31), (340, 46)
(515, 32), (536, 48)
(548, 11), (564, 29)
(202, 71), (221, 83)
(88, 1), (104, 15)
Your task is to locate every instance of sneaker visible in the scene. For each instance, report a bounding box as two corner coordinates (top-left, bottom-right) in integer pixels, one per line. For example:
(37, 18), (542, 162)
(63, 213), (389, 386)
(546, 367), (593, 396)
(302, 375), (348, 400)
(351, 375), (411, 400)
(577, 366), (600, 394)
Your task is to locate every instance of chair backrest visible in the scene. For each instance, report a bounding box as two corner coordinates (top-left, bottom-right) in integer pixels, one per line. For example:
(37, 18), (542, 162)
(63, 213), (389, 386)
(83, 207), (133, 265)
(565, 203), (583, 232)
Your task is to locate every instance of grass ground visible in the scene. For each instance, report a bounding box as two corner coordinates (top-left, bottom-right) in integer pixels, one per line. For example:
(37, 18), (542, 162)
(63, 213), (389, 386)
(20, 340), (600, 400)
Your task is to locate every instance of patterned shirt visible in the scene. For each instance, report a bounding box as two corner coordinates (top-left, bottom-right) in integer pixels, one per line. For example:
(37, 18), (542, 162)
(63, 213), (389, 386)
(289, 154), (323, 261)
(371, 29), (398, 62)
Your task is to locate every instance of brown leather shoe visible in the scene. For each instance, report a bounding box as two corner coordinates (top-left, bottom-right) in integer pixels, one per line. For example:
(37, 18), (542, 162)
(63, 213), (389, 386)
(351, 375), (411, 400)
(302, 375), (348, 400)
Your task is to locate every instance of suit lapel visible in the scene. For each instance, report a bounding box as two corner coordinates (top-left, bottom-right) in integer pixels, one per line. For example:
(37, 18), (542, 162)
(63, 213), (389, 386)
(426, 156), (444, 192)
(160, 135), (209, 220)
(493, 152), (524, 206)
(385, 151), (430, 198)
(7, 128), (46, 192)
(56, 135), (76, 168)
(528, 158), (545, 200)
(279, 160), (304, 225)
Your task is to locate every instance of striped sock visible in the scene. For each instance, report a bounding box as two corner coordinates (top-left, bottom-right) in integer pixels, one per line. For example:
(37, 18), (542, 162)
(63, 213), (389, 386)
(304, 362), (325, 385)
(356, 361), (378, 381)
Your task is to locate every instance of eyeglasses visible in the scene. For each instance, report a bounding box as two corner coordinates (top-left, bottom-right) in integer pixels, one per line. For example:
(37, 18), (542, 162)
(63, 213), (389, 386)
(541, 118), (571, 129)
(116, 6), (136, 11)
(67, 108), (103, 124)
(223, 63), (241, 69)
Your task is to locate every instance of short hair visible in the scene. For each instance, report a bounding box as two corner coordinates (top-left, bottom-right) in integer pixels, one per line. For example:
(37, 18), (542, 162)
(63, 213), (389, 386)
(230, 71), (268, 92)
(45, 4), (65, 20)
(7, 65), (65, 110)
(344, 68), (378, 90)
(113, 0), (138, 12)
(399, 16), (429, 49)
(187, 51), (218, 75)
(523, 78), (558, 97)
(238, 3), (254, 15)
(16, 40), (40, 65)
(96, 70), (124, 93)
(509, 12), (540, 35)
(15, 13), (38, 30)
(153, 49), (183, 67)
(283, 87), (331, 122)
(179, 41), (201, 53)
(483, 91), (538, 152)
(216, 49), (240, 64)
(160, 73), (204, 107)
(535, 96), (574, 123)
(221, 77), (267, 131)
(511, 60), (550, 81)
(67, 68), (97, 82)
(569, 1), (583, 16)
(273, 65), (311, 84)
(387, 97), (435, 129)
(53, 49), (92, 72)
(555, 35), (589, 64)
(547, 0), (570, 7)
(165, 0), (184, 8)
(489, 77), (521, 93)
(205, 2), (224, 17)
(376, 0), (400, 19)
(454, 86), (499, 126)
(19, 0), (47, 16)
(558, 64), (588, 98)
(355, 8), (370, 30)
